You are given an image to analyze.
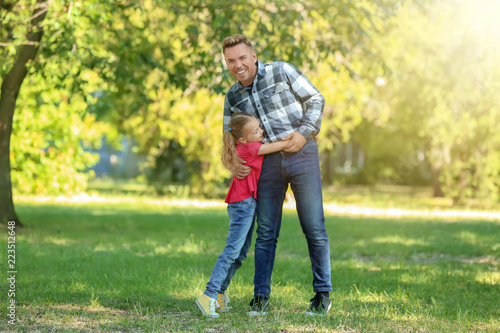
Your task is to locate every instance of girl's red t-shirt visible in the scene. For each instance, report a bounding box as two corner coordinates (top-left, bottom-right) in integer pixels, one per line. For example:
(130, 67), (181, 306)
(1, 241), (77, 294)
(225, 142), (264, 203)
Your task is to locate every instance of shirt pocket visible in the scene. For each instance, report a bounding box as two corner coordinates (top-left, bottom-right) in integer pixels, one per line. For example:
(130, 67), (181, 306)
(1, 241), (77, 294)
(230, 100), (248, 113)
(262, 82), (290, 111)
(231, 98), (259, 117)
(262, 82), (289, 98)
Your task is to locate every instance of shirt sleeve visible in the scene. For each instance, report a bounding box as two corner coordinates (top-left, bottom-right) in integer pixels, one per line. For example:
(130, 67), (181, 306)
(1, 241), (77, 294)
(223, 96), (232, 132)
(246, 142), (263, 157)
(283, 62), (325, 139)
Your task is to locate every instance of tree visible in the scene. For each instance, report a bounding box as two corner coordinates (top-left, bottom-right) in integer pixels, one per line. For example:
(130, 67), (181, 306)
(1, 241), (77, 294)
(0, 0), (49, 226)
(1, 0), (119, 226)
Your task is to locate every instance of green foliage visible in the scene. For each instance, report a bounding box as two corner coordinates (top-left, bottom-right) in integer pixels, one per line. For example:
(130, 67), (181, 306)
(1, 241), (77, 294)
(11, 71), (110, 195)
(5, 0), (498, 207)
(88, 0), (402, 195)
(124, 87), (228, 196)
(315, 56), (390, 152)
(2, 0), (119, 195)
(353, 0), (500, 205)
(157, 0), (400, 92)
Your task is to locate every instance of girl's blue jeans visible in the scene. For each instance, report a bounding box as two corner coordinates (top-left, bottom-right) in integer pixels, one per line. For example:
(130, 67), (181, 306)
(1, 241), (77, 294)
(204, 196), (256, 298)
(254, 138), (332, 298)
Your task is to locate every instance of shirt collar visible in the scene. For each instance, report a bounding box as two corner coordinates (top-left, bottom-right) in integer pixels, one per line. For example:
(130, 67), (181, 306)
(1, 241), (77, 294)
(236, 60), (266, 92)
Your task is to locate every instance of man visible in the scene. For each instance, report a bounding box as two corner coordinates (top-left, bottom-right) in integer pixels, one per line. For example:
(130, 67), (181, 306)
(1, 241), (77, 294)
(221, 34), (332, 316)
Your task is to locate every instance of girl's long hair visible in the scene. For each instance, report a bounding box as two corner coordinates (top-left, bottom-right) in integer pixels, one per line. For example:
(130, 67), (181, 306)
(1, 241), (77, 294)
(222, 113), (255, 169)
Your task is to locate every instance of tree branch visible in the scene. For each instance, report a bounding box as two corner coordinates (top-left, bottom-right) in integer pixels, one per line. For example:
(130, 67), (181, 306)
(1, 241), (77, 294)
(0, 41), (40, 46)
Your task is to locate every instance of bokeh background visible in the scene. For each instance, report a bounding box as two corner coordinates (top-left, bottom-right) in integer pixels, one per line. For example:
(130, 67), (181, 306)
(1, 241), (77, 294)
(2, 0), (500, 218)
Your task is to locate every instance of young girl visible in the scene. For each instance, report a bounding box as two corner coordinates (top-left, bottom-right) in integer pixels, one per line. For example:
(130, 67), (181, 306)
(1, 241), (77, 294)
(196, 113), (288, 317)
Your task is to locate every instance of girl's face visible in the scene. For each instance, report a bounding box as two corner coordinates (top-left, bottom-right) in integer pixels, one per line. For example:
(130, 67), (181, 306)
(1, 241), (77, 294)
(239, 117), (264, 144)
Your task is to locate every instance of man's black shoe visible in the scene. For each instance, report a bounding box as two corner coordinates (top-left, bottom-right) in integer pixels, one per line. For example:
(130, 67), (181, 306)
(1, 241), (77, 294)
(305, 292), (331, 316)
(246, 296), (269, 316)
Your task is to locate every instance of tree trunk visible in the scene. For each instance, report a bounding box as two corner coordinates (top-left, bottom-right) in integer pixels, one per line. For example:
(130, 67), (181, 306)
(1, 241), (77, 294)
(322, 151), (332, 185)
(430, 164), (444, 198)
(0, 0), (49, 227)
(452, 161), (469, 207)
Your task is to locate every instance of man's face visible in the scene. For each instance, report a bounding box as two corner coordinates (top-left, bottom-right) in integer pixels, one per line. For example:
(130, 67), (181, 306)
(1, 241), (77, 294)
(224, 43), (257, 87)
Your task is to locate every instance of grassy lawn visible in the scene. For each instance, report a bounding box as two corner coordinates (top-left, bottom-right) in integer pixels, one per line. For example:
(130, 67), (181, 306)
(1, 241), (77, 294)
(1, 199), (499, 332)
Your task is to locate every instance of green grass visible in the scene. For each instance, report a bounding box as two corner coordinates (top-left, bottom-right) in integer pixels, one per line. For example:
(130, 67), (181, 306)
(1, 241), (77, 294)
(1, 199), (499, 332)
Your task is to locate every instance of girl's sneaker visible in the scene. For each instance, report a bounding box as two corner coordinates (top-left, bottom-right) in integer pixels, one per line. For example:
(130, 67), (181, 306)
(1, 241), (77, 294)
(217, 293), (232, 312)
(196, 294), (220, 317)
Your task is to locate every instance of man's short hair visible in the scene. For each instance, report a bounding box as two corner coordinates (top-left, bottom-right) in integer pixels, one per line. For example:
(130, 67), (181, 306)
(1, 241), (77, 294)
(222, 34), (253, 53)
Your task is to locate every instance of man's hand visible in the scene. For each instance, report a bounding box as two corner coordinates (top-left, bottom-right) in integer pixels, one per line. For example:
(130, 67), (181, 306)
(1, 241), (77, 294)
(229, 156), (251, 179)
(283, 132), (307, 153)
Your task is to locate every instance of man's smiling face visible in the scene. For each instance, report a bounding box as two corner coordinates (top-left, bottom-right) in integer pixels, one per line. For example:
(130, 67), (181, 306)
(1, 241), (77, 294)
(224, 43), (258, 87)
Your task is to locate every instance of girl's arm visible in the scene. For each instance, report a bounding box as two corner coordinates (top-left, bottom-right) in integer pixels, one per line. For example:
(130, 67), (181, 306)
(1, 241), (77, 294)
(258, 140), (289, 155)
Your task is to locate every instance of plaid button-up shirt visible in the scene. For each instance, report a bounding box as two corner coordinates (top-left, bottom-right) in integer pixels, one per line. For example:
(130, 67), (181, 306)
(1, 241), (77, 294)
(223, 60), (325, 143)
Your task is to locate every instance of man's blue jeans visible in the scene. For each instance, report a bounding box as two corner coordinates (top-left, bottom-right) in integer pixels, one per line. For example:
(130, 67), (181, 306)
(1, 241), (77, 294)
(204, 197), (256, 298)
(254, 138), (332, 298)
